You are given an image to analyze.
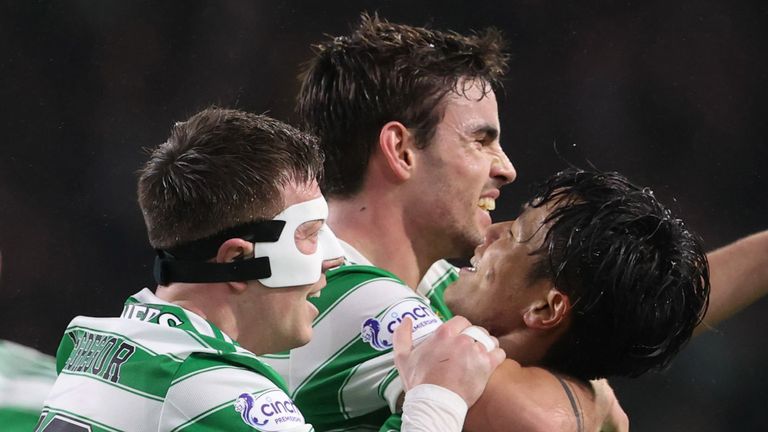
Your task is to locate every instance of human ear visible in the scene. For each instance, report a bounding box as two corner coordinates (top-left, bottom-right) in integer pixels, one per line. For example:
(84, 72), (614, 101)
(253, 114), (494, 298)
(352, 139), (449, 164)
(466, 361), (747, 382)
(523, 287), (571, 330)
(378, 121), (415, 181)
(216, 238), (253, 292)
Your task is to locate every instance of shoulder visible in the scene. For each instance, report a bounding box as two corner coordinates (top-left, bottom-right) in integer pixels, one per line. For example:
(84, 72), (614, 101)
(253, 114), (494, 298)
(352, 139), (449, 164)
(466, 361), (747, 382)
(162, 354), (309, 431)
(325, 264), (408, 289)
(314, 264), (418, 322)
(465, 361), (598, 432)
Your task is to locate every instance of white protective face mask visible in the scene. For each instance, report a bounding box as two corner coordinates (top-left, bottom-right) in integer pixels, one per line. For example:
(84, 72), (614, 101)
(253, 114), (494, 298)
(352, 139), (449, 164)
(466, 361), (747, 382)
(254, 196), (344, 287)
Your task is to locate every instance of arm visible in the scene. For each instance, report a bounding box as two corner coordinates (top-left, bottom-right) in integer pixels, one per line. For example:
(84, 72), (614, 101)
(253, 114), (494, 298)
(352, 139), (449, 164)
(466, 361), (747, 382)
(463, 360), (627, 432)
(698, 230), (768, 332)
(393, 316), (505, 432)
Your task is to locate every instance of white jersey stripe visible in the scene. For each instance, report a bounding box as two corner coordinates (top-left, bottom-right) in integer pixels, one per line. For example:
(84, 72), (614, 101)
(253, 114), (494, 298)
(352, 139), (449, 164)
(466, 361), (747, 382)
(44, 372), (164, 431)
(0, 375), (55, 410)
(162, 366), (277, 425)
(58, 370), (164, 401)
(188, 313), (217, 339)
(41, 408), (123, 432)
(416, 260), (456, 298)
(340, 353), (398, 419)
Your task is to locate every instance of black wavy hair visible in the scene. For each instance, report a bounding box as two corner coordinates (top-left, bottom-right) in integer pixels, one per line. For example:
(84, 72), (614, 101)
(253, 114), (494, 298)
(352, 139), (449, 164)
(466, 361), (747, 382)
(530, 168), (710, 380)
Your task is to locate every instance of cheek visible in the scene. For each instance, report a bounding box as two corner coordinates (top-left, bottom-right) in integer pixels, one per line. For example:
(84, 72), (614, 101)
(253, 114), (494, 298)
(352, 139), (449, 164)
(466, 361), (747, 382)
(457, 154), (486, 182)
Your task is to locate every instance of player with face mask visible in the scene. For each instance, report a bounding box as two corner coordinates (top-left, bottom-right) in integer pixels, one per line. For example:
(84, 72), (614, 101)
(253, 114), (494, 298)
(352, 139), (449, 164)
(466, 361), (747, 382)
(35, 108), (504, 432)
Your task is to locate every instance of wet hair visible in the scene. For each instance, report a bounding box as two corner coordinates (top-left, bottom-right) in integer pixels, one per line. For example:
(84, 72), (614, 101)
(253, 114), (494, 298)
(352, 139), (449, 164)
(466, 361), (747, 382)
(297, 13), (508, 198)
(137, 107), (323, 249)
(529, 168), (710, 380)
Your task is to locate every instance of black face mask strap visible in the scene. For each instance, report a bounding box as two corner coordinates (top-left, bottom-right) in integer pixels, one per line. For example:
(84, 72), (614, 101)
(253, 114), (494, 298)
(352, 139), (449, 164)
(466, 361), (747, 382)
(164, 220), (286, 261)
(154, 254), (272, 286)
(153, 220), (286, 285)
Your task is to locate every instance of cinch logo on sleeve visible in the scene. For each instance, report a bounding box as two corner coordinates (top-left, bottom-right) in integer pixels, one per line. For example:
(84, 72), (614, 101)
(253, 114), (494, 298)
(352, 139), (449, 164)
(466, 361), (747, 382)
(234, 389), (305, 431)
(360, 299), (442, 351)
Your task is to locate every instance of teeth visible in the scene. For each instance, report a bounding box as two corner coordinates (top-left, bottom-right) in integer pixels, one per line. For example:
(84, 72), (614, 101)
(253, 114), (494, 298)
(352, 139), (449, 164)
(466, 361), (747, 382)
(308, 291), (321, 299)
(467, 256), (479, 272)
(478, 197), (496, 211)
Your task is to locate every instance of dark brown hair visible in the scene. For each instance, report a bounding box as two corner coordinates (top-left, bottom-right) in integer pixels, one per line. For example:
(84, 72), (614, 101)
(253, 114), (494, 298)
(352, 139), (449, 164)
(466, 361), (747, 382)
(138, 107), (323, 249)
(297, 13), (508, 197)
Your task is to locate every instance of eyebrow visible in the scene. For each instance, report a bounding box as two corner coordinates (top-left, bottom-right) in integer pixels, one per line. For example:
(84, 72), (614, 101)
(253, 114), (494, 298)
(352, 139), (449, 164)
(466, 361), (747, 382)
(470, 125), (499, 141)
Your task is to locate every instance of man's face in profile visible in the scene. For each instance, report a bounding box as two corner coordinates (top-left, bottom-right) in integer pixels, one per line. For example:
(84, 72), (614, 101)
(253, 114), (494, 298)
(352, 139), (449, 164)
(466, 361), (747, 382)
(444, 203), (554, 337)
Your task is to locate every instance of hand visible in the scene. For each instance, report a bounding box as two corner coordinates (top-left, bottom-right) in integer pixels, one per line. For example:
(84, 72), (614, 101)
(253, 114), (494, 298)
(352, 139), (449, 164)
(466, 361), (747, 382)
(591, 379), (629, 432)
(393, 315), (506, 407)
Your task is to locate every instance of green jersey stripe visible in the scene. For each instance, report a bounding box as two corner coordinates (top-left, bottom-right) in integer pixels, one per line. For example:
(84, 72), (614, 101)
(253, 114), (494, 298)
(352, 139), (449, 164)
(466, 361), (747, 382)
(378, 369), (399, 401)
(171, 364), (233, 386)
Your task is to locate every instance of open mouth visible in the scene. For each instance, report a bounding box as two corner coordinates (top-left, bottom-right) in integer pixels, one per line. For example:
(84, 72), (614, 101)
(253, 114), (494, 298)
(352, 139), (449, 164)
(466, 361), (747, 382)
(478, 197), (496, 211)
(465, 255), (479, 273)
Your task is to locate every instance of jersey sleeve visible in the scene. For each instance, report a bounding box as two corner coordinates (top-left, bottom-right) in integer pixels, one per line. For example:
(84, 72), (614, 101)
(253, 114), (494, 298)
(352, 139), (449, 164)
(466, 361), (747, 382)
(159, 356), (313, 432)
(289, 267), (444, 430)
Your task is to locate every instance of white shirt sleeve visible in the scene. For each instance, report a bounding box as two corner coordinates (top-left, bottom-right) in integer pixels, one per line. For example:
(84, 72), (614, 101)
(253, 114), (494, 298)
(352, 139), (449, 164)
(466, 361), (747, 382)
(400, 384), (468, 432)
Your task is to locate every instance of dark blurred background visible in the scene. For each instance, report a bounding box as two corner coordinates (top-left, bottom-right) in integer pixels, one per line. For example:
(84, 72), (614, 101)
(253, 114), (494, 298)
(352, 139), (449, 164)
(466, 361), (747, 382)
(1, 1), (766, 430)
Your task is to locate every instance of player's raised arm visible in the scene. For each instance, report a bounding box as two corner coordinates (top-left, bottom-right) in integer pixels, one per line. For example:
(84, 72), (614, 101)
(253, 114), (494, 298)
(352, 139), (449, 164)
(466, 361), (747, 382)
(698, 230), (768, 332)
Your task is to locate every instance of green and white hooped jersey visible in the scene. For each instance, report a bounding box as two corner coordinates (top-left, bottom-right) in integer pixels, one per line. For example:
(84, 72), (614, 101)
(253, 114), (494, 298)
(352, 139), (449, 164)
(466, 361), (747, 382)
(262, 241), (458, 432)
(36, 289), (313, 432)
(0, 340), (57, 431)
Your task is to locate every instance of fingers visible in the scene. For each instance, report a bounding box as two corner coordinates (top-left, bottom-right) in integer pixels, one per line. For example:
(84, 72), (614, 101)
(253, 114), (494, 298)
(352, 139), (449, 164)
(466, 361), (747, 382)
(393, 316), (414, 362)
(459, 325), (497, 352)
(438, 315), (472, 335)
(488, 347), (506, 369)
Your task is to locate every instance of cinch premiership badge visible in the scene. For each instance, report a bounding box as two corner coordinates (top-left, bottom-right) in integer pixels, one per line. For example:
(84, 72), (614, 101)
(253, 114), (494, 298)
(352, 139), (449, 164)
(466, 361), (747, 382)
(234, 389), (305, 431)
(361, 298), (442, 351)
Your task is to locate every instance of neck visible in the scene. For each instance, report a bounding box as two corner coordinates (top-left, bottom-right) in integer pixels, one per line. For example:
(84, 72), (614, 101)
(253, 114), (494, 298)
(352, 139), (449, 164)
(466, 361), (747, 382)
(155, 283), (238, 340)
(496, 328), (557, 367)
(328, 193), (435, 289)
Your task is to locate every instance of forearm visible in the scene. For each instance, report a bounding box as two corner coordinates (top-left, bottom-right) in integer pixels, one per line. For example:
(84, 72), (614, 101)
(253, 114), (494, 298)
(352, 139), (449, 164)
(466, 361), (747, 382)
(699, 230), (768, 332)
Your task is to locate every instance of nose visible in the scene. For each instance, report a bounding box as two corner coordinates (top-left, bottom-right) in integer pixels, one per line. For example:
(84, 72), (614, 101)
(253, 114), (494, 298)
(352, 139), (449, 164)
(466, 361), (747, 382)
(490, 151), (517, 186)
(474, 221), (508, 258)
(484, 222), (508, 245)
(321, 256), (344, 273)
